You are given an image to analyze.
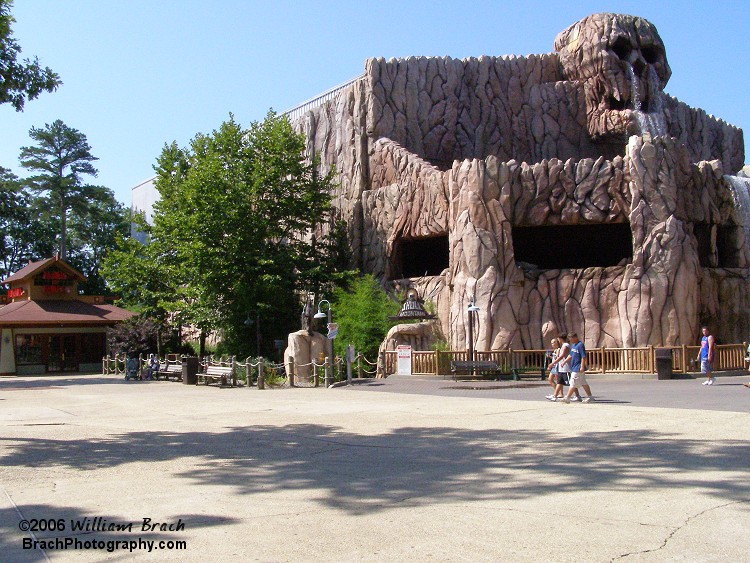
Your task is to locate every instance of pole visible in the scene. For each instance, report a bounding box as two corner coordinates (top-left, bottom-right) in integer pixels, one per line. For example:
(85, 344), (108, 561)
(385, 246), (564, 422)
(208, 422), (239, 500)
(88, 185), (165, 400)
(324, 356), (332, 387)
(346, 345), (353, 384)
(255, 310), (261, 358)
(468, 308), (474, 363)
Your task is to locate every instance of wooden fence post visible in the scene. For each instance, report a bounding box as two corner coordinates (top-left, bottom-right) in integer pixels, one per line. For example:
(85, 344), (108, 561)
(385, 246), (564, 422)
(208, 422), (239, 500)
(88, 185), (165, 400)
(288, 357), (295, 387)
(257, 357), (265, 389)
(324, 357), (331, 387)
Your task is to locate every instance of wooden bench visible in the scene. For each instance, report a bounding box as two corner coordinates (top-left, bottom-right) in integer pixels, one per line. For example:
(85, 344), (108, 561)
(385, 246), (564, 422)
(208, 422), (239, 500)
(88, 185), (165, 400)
(450, 361), (546, 381)
(157, 361), (183, 381)
(450, 360), (506, 380)
(198, 365), (236, 387)
(511, 366), (546, 381)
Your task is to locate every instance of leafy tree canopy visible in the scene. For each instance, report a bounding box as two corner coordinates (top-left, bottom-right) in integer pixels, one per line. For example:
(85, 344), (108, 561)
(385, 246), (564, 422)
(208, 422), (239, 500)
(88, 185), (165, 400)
(103, 111), (353, 358)
(0, 0), (61, 111)
(19, 119), (106, 261)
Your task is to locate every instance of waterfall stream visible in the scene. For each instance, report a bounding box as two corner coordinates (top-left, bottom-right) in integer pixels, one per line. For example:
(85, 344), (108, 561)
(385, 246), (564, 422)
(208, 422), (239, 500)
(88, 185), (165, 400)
(627, 64), (667, 137)
(725, 176), (750, 249)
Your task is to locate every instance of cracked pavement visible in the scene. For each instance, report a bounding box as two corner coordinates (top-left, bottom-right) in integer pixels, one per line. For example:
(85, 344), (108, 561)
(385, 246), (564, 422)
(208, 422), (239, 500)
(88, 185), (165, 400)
(1, 373), (749, 561)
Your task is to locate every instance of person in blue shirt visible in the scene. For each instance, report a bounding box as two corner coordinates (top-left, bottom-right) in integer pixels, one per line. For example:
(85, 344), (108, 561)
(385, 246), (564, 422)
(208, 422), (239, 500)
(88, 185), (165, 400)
(562, 332), (594, 403)
(698, 326), (716, 386)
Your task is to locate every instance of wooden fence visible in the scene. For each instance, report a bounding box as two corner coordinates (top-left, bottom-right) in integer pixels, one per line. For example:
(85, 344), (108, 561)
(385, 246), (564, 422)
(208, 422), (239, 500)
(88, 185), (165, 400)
(383, 344), (748, 376)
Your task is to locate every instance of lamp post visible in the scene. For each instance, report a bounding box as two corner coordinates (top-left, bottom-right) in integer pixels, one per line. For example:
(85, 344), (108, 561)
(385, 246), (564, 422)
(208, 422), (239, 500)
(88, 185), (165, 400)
(314, 299), (333, 385)
(467, 299), (480, 365)
(244, 310), (261, 357)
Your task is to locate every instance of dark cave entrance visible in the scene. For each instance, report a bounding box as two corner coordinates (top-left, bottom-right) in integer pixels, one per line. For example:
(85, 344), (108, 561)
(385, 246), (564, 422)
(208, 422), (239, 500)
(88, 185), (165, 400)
(512, 223), (633, 269)
(391, 235), (450, 279)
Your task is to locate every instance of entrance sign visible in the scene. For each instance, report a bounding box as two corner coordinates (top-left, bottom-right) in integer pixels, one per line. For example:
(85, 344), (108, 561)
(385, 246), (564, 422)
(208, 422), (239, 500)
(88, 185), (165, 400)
(396, 345), (412, 376)
(326, 323), (338, 339)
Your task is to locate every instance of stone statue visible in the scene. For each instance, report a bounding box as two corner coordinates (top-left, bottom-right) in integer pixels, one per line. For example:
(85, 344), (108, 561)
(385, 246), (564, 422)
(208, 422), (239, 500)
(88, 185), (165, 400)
(300, 293), (315, 334)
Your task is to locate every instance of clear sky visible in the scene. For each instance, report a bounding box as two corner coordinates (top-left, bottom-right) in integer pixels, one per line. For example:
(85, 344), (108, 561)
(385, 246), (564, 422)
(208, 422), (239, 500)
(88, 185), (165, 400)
(1, 0), (748, 206)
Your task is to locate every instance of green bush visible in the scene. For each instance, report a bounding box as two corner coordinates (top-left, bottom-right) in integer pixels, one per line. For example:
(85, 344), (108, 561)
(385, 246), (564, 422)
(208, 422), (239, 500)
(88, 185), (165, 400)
(331, 274), (399, 361)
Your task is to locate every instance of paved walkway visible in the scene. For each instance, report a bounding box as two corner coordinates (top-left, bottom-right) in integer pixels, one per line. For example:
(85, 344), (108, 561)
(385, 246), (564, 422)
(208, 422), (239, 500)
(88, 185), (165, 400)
(344, 371), (750, 413)
(1, 373), (749, 561)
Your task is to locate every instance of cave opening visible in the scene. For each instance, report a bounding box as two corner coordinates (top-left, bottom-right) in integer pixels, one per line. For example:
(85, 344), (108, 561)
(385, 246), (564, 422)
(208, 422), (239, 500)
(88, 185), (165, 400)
(512, 223), (633, 269)
(391, 235), (450, 279)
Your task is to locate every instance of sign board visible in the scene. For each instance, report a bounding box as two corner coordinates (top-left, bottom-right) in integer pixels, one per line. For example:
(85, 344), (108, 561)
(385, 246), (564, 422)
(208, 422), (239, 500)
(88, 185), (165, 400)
(7, 288), (25, 299)
(326, 323), (338, 340)
(396, 345), (412, 376)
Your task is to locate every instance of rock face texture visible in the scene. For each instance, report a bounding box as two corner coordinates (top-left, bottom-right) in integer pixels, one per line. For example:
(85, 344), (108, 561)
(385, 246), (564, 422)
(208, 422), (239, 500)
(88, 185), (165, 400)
(289, 12), (749, 349)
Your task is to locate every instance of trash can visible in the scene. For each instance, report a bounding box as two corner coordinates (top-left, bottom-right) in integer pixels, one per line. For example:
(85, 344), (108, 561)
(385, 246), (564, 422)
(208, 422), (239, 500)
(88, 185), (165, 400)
(182, 356), (199, 385)
(655, 348), (673, 380)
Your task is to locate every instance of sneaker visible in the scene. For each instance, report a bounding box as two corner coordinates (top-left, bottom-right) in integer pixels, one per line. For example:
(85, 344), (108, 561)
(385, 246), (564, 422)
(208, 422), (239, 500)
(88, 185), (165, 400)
(582, 396), (594, 403)
(562, 397), (570, 404)
(569, 396), (581, 402)
(707, 378), (715, 386)
(702, 380), (710, 385)
(545, 396), (557, 402)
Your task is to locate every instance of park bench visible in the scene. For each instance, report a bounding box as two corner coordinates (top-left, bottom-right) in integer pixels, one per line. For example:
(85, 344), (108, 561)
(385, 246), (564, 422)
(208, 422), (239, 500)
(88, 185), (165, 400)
(510, 366), (546, 381)
(157, 360), (183, 381)
(450, 360), (505, 380)
(198, 361), (236, 387)
(450, 361), (546, 381)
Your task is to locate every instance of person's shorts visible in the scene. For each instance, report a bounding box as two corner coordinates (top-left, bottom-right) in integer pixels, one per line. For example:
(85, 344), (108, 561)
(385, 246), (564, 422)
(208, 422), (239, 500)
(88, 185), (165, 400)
(556, 372), (569, 385)
(701, 360), (713, 374)
(569, 371), (587, 388)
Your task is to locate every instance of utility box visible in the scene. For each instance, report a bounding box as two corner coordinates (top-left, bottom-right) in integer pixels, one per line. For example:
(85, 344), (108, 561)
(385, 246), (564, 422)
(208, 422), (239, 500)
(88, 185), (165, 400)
(655, 348), (673, 380)
(182, 356), (199, 385)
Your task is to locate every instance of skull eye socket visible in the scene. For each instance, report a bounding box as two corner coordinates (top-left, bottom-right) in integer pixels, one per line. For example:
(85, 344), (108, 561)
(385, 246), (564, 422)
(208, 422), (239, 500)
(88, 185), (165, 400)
(611, 37), (632, 60)
(641, 45), (660, 64)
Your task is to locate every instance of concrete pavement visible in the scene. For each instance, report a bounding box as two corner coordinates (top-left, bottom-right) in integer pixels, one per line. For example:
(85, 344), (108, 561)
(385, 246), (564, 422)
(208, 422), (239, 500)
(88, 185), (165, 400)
(1, 373), (749, 561)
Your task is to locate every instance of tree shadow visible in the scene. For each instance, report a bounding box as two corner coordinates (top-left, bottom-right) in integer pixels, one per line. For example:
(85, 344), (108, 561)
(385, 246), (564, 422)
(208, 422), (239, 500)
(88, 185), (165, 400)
(2, 425), (749, 515)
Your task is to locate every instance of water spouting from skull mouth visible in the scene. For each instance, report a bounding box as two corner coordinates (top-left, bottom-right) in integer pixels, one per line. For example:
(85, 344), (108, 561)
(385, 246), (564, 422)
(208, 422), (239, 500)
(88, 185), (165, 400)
(627, 64), (667, 137)
(725, 175), (750, 254)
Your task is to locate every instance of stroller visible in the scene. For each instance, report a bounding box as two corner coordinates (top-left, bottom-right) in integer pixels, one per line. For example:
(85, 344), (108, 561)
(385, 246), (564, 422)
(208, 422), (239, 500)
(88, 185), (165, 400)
(125, 356), (140, 381)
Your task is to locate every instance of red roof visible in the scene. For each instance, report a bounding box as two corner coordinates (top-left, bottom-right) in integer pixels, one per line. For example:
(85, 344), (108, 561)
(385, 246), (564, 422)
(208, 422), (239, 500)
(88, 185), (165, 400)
(0, 299), (135, 326)
(2, 256), (86, 285)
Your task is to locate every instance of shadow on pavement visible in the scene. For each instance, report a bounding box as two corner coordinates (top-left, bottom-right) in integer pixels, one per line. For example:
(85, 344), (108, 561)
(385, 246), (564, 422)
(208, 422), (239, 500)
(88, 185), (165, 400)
(1, 424), (748, 515)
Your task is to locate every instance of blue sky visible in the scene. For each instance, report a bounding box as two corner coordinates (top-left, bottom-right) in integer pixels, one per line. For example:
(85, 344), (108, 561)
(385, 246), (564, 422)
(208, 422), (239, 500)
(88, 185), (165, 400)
(1, 0), (748, 206)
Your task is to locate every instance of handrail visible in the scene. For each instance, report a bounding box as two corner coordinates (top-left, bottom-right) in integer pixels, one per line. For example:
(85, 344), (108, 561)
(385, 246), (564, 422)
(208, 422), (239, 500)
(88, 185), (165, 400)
(282, 73), (366, 123)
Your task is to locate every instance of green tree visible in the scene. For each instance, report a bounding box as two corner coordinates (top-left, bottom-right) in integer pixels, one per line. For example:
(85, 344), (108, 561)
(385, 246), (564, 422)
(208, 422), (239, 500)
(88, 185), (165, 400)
(19, 119), (106, 260)
(0, 166), (56, 278)
(0, 0), (61, 111)
(103, 112), (352, 358)
(332, 274), (399, 360)
(66, 189), (129, 294)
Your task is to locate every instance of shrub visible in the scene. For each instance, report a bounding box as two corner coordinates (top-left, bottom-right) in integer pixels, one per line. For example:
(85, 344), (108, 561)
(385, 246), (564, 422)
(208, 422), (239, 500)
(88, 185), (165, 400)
(331, 274), (399, 360)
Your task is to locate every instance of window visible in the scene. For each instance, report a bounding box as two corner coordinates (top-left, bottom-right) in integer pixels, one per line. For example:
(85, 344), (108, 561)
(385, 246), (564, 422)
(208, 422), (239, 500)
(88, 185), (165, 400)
(15, 334), (43, 365)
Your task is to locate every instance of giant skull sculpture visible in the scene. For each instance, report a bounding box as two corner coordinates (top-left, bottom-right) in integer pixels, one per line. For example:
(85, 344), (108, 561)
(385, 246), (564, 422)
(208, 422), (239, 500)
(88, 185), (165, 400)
(554, 13), (671, 139)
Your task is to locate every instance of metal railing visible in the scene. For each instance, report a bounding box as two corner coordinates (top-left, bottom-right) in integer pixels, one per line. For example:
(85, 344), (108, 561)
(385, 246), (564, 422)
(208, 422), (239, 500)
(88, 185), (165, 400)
(282, 73), (365, 123)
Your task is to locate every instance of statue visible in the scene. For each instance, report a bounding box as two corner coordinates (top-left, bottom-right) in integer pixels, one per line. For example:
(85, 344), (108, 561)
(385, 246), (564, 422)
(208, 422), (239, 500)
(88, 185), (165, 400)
(300, 292), (315, 334)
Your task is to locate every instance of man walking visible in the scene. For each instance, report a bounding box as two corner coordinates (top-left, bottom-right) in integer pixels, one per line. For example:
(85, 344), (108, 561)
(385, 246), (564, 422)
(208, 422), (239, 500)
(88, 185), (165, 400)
(563, 332), (594, 403)
(699, 326), (716, 385)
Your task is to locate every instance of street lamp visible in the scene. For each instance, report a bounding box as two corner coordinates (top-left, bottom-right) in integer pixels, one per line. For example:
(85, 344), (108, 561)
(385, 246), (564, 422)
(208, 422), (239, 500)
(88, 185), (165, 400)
(244, 310), (261, 357)
(314, 299), (334, 384)
(467, 299), (480, 364)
